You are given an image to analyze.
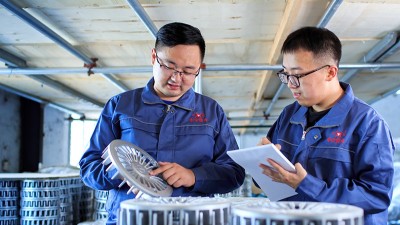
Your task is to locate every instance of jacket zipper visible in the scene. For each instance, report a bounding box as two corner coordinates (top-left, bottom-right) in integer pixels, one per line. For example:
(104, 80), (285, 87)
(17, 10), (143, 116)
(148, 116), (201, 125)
(165, 105), (172, 113)
(301, 130), (307, 140)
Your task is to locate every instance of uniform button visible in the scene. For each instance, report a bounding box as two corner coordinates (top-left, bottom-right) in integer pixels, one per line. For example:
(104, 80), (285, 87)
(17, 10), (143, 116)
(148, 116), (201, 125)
(314, 135), (318, 139)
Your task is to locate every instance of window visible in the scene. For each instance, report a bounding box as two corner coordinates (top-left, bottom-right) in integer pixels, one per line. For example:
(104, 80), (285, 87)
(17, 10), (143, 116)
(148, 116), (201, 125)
(69, 120), (96, 167)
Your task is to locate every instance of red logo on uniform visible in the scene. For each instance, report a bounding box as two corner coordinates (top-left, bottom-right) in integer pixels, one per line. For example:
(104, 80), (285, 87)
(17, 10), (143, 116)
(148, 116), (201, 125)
(189, 112), (208, 123)
(327, 130), (346, 143)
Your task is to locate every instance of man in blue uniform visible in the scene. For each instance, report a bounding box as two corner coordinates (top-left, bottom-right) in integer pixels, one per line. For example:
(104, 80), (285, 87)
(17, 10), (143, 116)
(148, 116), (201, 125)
(259, 27), (395, 224)
(79, 22), (245, 225)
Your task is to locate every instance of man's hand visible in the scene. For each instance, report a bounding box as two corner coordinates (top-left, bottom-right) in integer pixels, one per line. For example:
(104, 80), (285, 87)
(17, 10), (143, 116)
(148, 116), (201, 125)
(259, 160), (307, 189)
(258, 137), (281, 150)
(149, 162), (195, 188)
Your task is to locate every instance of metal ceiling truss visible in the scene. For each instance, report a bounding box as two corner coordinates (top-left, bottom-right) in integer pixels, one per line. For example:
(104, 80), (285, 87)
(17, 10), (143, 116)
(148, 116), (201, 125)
(1, 63), (400, 75)
(262, 0), (400, 124)
(0, 0), (399, 123)
(0, 47), (103, 117)
(0, 0), (129, 92)
(0, 83), (84, 118)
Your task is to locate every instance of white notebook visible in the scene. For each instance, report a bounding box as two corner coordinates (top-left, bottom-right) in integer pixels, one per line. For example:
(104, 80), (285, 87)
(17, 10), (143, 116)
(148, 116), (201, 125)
(227, 144), (297, 201)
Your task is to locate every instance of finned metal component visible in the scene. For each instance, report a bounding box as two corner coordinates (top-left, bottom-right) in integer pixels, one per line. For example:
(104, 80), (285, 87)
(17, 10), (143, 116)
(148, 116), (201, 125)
(231, 201), (364, 225)
(101, 140), (172, 197)
(119, 197), (231, 225)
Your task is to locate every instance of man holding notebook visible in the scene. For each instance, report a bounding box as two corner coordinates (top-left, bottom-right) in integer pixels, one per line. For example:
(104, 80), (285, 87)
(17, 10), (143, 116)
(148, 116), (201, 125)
(259, 27), (395, 225)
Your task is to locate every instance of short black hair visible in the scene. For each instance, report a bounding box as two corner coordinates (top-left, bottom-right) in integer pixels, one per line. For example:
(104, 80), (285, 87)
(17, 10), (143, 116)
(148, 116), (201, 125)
(281, 27), (342, 66)
(155, 22), (206, 61)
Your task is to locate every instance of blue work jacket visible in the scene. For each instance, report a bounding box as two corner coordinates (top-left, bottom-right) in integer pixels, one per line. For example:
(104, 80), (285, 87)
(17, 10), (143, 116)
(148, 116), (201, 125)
(79, 78), (245, 224)
(267, 82), (395, 225)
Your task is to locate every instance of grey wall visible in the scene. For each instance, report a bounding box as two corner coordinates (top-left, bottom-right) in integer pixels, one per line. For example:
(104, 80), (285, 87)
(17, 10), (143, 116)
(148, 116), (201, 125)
(41, 106), (70, 168)
(372, 94), (400, 139)
(0, 89), (70, 172)
(372, 93), (400, 161)
(0, 89), (20, 172)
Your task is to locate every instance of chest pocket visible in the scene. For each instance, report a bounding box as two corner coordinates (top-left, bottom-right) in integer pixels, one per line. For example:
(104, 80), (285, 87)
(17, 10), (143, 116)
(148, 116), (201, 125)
(174, 125), (216, 166)
(307, 146), (355, 179)
(309, 146), (354, 163)
(118, 117), (160, 154)
(120, 117), (160, 133)
(175, 125), (216, 149)
(176, 124), (216, 136)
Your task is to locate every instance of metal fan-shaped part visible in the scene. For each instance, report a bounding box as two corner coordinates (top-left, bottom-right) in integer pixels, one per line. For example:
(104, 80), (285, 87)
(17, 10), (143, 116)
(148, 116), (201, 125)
(120, 197), (231, 211)
(232, 201), (364, 220)
(101, 140), (172, 197)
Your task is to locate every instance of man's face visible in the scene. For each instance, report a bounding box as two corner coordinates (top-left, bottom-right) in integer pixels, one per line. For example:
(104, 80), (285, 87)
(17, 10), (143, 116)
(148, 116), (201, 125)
(151, 45), (202, 102)
(282, 49), (333, 111)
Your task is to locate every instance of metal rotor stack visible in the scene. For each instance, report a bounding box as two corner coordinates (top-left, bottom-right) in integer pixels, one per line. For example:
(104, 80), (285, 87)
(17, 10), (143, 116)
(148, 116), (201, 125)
(0, 180), (19, 225)
(93, 190), (109, 220)
(20, 178), (60, 225)
(230, 201), (364, 225)
(118, 197), (232, 225)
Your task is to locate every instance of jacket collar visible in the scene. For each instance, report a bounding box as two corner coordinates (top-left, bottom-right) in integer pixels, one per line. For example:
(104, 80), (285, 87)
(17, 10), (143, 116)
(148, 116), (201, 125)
(141, 77), (195, 111)
(291, 82), (354, 127)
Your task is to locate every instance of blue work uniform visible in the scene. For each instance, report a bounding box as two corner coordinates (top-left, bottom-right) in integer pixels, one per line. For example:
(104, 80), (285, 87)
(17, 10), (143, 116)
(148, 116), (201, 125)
(79, 78), (245, 225)
(267, 82), (395, 225)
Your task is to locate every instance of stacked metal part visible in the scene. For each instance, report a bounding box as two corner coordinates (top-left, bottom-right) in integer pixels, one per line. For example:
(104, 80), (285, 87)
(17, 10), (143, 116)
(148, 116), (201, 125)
(0, 173), (95, 225)
(59, 178), (73, 225)
(230, 201), (364, 225)
(70, 176), (83, 224)
(93, 190), (109, 220)
(38, 166), (92, 224)
(0, 180), (19, 225)
(80, 185), (94, 222)
(118, 197), (232, 225)
(215, 174), (253, 198)
(20, 178), (60, 225)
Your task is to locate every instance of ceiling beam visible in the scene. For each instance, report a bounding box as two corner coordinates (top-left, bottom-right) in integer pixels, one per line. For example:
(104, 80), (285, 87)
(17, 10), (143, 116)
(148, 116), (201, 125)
(317, 0), (344, 28)
(0, 48), (104, 115)
(1, 63), (400, 75)
(0, 83), (84, 118)
(125, 0), (158, 39)
(239, 0), (336, 135)
(0, 48), (27, 68)
(340, 31), (399, 82)
(368, 84), (400, 104)
(0, 0), (129, 92)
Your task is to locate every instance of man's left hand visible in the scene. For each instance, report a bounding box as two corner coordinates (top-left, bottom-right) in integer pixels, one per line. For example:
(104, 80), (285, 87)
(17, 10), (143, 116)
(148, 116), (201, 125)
(259, 160), (307, 189)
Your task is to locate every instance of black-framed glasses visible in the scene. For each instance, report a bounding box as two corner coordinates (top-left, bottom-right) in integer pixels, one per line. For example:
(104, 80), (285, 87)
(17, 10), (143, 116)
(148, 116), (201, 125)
(277, 65), (330, 87)
(155, 52), (201, 78)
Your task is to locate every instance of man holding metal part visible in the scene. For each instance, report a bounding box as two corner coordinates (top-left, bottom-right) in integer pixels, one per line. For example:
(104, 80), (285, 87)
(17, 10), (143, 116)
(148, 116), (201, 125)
(258, 26), (395, 224)
(79, 22), (245, 225)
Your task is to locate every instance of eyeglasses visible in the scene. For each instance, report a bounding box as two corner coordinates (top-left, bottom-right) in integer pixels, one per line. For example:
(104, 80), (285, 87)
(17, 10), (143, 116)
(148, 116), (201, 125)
(277, 65), (330, 87)
(155, 53), (201, 78)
